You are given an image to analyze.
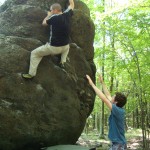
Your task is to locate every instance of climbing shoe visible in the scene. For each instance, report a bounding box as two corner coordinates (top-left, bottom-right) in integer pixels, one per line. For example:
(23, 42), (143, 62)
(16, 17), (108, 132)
(22, 73), (33, 79)
(59, 63), (65, 69)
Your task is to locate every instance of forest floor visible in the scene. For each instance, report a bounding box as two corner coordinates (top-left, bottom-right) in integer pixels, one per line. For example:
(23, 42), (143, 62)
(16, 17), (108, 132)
(77, 128), (147, 150)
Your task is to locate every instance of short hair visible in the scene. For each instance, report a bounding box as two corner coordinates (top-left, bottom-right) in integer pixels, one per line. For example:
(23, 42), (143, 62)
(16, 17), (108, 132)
(115, 92), (127, 108)
(51, 3), (62, 12)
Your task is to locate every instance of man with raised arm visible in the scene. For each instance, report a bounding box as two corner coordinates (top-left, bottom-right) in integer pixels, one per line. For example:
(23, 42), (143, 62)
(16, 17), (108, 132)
(86, 75), (127, 150)
(22, 0), (74, 79)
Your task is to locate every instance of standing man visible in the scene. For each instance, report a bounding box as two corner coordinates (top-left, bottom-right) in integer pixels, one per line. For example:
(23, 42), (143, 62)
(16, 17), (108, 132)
(22, 0), (74, 79)
(86, 75), (127, 150)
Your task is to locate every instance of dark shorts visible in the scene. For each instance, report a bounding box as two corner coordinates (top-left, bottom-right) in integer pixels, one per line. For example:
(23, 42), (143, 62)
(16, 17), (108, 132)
(109, 142), (127, 150)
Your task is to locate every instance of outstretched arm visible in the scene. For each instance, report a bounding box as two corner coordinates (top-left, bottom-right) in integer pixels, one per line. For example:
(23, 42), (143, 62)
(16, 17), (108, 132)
(68, 0), (74, 10)
(42, 11), (53, 26)
(99, 75), (112, 101)
(86, 75), (112, 110)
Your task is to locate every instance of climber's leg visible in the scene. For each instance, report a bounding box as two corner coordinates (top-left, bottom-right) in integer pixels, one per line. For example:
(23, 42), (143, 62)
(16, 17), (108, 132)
(22, 43), (52, 78)
(59, 44), (69, 69)
(61, 44), (69, 64)
(22, 44), (70, 79)
(47, 44), (69, 68)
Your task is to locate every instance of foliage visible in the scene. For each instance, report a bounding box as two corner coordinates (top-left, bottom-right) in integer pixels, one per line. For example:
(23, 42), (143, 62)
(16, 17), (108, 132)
(81, 0), (150, 148)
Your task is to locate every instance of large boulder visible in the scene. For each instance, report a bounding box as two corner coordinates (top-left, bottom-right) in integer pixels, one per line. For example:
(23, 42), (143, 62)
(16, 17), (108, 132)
(0, 0), (96, 150)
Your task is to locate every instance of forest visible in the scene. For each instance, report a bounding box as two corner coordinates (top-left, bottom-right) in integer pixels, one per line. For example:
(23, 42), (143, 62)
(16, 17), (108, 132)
(80, 0), (150, 149)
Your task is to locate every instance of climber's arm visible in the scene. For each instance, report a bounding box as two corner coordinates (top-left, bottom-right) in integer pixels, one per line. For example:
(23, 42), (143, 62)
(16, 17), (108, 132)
(68, 0), (74, 10)
(42, 11), (52, 26)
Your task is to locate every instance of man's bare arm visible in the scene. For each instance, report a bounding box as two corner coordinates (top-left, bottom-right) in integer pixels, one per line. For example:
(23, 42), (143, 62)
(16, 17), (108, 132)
(68, 0), (74, 10)
(86, 75), (112, 110)
(42, 11), (52, 26)
(99, 75), (112, 101)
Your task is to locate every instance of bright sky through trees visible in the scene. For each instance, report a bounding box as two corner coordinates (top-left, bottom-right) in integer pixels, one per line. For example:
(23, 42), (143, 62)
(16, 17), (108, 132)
(114, 0), (128, 6)
(0, 0), (6, 5)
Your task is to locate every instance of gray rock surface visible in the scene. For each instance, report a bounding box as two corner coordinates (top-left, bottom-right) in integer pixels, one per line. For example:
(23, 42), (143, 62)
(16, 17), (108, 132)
(0, 0), (96, 150)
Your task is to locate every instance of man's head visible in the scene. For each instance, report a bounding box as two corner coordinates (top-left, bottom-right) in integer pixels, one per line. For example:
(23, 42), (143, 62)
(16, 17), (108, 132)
(112, 92), (127, 108)
(50, 3), (62, 14)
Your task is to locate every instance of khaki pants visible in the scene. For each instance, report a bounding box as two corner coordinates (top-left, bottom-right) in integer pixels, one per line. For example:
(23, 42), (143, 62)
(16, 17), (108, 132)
(29, 43), (69, 76)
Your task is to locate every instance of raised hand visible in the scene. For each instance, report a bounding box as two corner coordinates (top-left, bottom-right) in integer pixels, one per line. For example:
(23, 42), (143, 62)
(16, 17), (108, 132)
(86, 75), (94, 86)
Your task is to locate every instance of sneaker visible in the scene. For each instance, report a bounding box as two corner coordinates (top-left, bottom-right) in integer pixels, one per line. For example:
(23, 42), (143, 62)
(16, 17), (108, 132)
(22, 73), (33, 79)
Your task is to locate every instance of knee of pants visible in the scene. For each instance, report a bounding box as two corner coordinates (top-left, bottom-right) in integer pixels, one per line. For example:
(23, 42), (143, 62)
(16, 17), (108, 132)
(65, 48), (69, 53)
(31, 50), (39, 57)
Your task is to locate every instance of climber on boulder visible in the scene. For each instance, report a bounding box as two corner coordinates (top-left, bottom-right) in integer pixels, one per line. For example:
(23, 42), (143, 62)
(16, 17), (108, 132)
(22, 0), (74, 79)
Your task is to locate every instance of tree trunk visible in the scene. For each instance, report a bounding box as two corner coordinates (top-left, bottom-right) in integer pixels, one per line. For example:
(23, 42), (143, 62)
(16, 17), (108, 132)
(99, 0), (105, 139)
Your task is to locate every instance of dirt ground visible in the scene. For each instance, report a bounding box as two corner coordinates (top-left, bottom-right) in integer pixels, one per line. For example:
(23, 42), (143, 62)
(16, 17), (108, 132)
(77, 129), (146, 150)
